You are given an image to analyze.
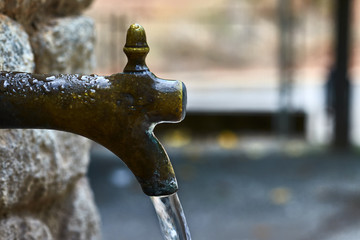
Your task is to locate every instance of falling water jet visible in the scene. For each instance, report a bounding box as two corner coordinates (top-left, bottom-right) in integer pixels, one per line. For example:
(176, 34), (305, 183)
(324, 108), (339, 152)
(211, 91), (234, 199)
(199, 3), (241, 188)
(151, 193), (192, 240)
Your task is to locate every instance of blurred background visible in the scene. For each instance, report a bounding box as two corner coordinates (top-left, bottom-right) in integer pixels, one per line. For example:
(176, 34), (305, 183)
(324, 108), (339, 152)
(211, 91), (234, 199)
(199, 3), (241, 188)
(85, 0), (360, 239)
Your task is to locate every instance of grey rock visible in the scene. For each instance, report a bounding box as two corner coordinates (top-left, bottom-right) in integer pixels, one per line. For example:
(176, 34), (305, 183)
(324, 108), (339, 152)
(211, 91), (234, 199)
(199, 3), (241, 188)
(31, 16), (96, 74)
(0, 0), (47, 31)
(0, 0), (94, 31)
(0, 10), (101, 240)
(48, 0), (94, 16)
(0, 14), (34, 72)
(0, 217), (53, 240)
(0, 130), (91, 209)
(42, 178), (101, 240)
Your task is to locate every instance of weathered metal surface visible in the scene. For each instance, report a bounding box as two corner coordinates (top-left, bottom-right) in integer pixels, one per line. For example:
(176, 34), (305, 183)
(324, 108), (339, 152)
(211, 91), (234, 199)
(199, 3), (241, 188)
(0, 24), (187, 196)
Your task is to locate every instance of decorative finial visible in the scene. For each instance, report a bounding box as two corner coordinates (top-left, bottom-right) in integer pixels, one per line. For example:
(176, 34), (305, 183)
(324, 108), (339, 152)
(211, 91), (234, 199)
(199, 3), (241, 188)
(123, 23), (150, 72)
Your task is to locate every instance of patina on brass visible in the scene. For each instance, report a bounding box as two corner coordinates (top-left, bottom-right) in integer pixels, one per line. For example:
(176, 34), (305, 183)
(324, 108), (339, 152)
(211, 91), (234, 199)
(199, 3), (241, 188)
(0, 24), (187, 196)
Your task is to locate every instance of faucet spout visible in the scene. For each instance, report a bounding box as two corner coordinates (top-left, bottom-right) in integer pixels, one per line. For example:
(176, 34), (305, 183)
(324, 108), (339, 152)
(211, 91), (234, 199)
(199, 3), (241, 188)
(0, 24), (187, 196)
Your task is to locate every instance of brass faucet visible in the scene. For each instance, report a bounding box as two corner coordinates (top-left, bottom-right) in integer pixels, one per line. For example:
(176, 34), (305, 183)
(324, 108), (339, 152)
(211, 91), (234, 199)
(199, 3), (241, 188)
(0, 24), (187, 196)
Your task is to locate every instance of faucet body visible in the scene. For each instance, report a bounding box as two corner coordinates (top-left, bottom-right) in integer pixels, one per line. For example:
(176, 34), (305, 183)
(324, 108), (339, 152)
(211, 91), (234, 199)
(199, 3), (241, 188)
(0, 24), (186, 196)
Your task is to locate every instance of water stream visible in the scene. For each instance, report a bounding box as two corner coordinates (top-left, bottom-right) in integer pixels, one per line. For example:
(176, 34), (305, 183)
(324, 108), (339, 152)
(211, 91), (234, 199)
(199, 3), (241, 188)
(150, 193), (192, 240)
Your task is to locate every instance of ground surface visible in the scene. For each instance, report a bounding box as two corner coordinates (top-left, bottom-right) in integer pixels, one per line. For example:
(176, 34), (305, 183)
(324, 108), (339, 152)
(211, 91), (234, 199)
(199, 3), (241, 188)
(88, 142), (360, 240)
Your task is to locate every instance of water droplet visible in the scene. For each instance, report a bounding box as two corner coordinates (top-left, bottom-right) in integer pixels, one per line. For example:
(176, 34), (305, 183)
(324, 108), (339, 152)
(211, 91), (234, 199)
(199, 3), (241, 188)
(46, 76), (56, 81)
(42, 84), (50, 92)
(0, 80), (8, 91)
(89, 89), (96, 97)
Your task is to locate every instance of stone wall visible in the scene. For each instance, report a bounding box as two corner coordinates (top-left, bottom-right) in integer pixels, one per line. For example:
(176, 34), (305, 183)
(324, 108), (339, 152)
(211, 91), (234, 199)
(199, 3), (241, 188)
(0, 1), (101, 239)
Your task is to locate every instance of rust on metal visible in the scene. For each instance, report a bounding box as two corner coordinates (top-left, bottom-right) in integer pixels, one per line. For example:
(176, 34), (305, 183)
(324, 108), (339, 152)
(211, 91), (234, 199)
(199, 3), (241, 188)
(0, 24), (187, 196)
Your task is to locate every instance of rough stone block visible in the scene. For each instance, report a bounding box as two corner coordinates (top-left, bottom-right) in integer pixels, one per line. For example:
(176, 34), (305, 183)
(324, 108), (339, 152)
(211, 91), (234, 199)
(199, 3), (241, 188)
(0, 0), (46, 31)
(0, 179), (101, 240)
(0, 10), (101, 240)
(0, 0), (94, 30)
(48, 0), (94, 16)
(42, 178), (101, 240)
(0, 217), (53, 240)
(0, 14), (34, 72)
(31, 16), (96, 74)
(0, 130), (91, 208)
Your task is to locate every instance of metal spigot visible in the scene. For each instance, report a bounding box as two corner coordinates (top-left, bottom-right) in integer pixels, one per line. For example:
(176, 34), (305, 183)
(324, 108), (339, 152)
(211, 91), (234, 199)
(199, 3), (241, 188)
(0, 24), (187, 196)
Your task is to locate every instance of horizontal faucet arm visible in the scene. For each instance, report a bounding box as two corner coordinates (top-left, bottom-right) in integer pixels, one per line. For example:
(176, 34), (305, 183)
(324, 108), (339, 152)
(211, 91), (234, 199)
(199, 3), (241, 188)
(0, 70), (186, 196)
